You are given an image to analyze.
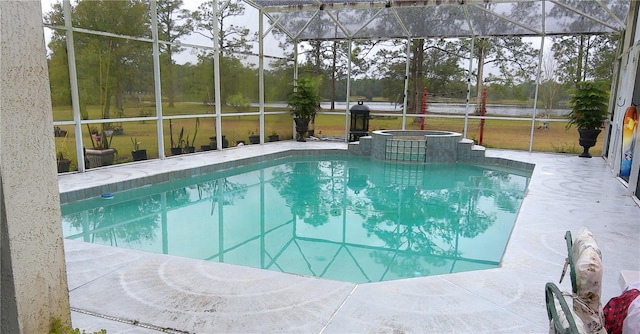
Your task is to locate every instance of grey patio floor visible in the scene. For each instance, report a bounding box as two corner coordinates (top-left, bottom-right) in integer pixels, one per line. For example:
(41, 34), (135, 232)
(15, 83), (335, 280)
(59, 141), (640, 333)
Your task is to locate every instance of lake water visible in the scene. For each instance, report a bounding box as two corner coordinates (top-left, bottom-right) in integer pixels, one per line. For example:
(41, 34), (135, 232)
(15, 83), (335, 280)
(323, 102), (570, 117)
(259, 102), (569, 117)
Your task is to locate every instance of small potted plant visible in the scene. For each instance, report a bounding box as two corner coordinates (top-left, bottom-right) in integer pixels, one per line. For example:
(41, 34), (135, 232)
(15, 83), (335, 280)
(566, 81), (609, 158)
(183, 135), (195, 153)
(56, 152), (71, 172)
(111, 123), (124, 135)
(287, 76), (322, 142)
(208, 136), (217, 150)
(85, 127), (117, 167)
(268, 131), (280, 142)
(201, 143), (213, 151)
(248, 130), (260, 144)
(131, 137), (147, 161)
(209, 135), (229, 149)
(169, 120), (183, 155)
(54, 126), (67, 137)
(183, 118), (200, 153)
(56, 135), (72, 173)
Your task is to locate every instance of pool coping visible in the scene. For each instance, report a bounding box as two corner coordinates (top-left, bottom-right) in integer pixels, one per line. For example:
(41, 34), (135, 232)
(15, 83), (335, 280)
(59, 142), (533, 204)
(60, 145), (533, 283)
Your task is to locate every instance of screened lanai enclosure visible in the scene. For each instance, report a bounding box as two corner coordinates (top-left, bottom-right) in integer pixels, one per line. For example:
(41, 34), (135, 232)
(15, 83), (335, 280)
(44, 0), (632, 172)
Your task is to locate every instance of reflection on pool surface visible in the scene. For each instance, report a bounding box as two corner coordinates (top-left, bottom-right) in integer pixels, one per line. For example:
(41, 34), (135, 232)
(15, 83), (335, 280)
(61, 156), (531, 283)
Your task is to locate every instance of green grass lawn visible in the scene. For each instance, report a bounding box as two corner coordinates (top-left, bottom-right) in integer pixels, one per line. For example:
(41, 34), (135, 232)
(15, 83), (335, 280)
(54, 103), (602, 172)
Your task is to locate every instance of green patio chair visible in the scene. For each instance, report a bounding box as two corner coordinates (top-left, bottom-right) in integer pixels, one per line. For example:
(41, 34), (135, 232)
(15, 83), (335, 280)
(549, 229), (604, 334)
(546, 282), (581, 334)
(547, 231), (580, 333)
(560, 230), (578, 294)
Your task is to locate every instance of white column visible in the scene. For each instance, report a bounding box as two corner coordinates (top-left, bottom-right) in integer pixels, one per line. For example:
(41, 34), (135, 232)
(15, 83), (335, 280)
(259, 10), (265, 143)
(213, 0), (223, 149)
(529, 36), (545, 152)
(402, 39), (410, 130)
(151, 0), (166, 159)
(0, 1), (71, 332)
(345, 41), (352, 142)
(463, 37), (475, 139)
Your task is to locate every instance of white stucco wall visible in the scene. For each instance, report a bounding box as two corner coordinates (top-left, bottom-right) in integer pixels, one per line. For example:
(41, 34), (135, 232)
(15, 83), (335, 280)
(0, 1), (71, 332)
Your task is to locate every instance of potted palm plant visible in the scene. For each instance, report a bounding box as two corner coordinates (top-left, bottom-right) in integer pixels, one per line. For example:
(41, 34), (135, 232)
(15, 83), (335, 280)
(287, 77), (321, 142)
(566, 81), (609, 158)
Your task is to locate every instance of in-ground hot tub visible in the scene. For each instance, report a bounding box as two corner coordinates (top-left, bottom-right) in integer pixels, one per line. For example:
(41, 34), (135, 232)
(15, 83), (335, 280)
(349, 129), (485, 163)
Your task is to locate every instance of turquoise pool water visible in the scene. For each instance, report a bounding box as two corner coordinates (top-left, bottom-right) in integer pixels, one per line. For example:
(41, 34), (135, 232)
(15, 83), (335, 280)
(61, 156), (531, 283)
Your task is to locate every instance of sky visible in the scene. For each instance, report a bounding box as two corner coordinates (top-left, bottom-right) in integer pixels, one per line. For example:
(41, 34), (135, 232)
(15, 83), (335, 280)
(40, 0), (289, 65)
(40, 0), (559, 80)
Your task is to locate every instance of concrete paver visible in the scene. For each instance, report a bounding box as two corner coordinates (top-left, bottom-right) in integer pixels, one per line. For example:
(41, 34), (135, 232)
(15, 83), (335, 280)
(59, 143), (640, 333)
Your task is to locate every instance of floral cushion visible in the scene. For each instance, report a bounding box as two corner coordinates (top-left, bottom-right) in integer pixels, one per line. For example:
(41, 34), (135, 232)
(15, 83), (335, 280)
(572, 228), (605, 333)
(547, 282), (588, 334)
(549, 301), (588, 334)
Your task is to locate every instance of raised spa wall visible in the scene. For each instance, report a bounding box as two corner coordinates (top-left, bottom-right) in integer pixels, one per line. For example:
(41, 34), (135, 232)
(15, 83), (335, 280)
(348, 130), (487, 164)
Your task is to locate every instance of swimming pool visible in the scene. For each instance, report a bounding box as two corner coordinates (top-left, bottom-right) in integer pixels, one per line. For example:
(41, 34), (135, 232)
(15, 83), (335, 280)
(61, 155), (531, 283)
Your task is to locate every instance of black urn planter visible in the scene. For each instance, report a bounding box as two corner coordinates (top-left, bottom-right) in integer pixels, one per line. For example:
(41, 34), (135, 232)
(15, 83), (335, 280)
(171, 147), (182, 155)
(294, 118), (310, 142)
(132, 149), (147, 161)
(578, 128), (601, 158)
(184, 146), (195, 153)
(268, 134), (279, 142)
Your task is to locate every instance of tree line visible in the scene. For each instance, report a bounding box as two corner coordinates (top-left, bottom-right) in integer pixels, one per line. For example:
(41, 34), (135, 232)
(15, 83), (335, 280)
(45, 0), (621, 119)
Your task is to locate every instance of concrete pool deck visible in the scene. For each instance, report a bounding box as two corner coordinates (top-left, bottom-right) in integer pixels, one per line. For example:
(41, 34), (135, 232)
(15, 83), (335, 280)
(60, 141), (640, 333)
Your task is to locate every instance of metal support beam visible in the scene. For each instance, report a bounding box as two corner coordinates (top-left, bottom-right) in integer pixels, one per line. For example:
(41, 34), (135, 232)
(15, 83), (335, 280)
(402, 38), (411, 130)
(293, 42), (299, 137)
(259, 10), (265, 144)
(213, 0), (223, 150)
(528, 1), (546, 152)
(63, 0), (85, 172)
(345, 41), (353, 142)
(463, 37), (475, 139)
(151, 0), (165, 159)
(529, 36), (545, 152)
(550, 0), (622, 32)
